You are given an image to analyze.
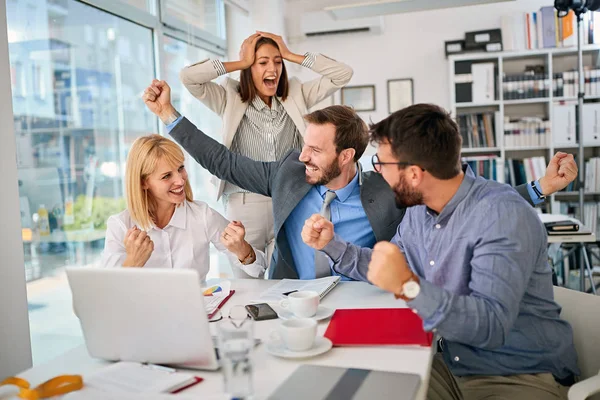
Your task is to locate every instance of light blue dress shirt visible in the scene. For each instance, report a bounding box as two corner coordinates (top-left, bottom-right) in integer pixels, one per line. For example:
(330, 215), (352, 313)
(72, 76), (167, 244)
(285, 170), (376, 280)
(323, 165), (579, 379)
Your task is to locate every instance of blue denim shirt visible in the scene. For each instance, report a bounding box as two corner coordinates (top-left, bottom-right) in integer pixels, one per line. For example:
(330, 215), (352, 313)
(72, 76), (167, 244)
(324, 165), (579, 379)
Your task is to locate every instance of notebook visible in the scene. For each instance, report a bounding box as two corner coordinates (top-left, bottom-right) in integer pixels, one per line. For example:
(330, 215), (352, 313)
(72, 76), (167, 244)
(256, 276), (341, 302)
(538, 213), (585, 235)
(267, 365), (421, 400)
(324, 308), (434, 347)
(85, 361), (203, 394)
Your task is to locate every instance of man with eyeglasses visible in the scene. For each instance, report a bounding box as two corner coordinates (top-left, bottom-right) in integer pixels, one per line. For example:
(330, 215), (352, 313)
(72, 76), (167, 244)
(302, 103), (578, 399)
(143, 79), (576, 281)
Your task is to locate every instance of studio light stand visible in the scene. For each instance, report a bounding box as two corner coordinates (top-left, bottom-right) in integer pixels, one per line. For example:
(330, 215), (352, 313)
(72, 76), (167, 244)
(554, 0), (600, 293)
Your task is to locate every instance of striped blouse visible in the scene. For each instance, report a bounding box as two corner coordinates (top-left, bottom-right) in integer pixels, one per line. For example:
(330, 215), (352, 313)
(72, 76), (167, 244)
(212, 54), (317, 195)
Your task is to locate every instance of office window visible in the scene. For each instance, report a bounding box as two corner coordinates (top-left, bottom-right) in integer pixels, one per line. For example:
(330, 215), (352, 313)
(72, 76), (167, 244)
(120, 0), (155, 13)
(6, 0), (155, 365)
(161, 35), (231, 278)
(161, 0), (225, 40)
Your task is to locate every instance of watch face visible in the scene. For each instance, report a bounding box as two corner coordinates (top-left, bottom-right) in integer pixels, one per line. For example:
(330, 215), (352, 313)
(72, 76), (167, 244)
(403, 281), (421, 299)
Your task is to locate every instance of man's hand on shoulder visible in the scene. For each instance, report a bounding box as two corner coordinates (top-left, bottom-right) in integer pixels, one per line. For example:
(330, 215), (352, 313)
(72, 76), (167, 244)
(143, 79), (177, 124)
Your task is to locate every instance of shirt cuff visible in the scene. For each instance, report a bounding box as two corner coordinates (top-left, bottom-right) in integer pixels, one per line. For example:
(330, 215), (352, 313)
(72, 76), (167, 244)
(212, 59), (227, 76)
(301, 52), (317, 69)
(321, 234), (347, 262)
(407, 279), (450, 332)
(166, 116), (184, 133)
(526, 180), (545, 205)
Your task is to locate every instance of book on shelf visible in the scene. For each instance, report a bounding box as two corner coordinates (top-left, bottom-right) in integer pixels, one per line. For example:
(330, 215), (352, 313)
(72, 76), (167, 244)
(501, 8), (600, 51)
(457, 112), (498, 148)
(503, 117), (550, 147)
(502, 73), (549, 100)
(504, 156), (546, 186)
(462, 156), (498, 181)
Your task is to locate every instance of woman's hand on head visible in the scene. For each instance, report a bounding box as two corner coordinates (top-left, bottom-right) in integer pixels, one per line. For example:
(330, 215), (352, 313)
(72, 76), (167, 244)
(220, 221), (252, 261)
(239, 33), (261, 69)
(256, 31), (292, 60)
(122, 227), (154, 267)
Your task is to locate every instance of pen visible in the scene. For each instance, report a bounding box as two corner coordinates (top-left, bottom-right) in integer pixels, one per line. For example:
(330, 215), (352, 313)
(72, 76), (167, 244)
(142, 363), (176, 373)
(282, 290), (298, 296)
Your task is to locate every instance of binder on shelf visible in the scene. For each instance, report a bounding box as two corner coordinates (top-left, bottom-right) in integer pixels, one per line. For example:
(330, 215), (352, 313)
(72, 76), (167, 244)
(472, 63), (495, 103)
(455, 61), (473, 103)
(582, 103), (600, 145)
(552, 103), (576, 146)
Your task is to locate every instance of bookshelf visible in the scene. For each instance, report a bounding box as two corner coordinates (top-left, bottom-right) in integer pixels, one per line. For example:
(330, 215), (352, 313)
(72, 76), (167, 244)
(449, 45), (600, 219)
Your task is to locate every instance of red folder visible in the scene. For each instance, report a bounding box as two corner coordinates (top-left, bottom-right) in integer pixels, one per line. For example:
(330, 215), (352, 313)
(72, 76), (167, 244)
(207, 290), (235, 319)
(324, 308), (434, 347)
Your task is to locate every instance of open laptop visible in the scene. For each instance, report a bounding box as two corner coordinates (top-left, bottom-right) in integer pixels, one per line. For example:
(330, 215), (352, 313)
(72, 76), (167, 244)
(66, 267), (219, 370)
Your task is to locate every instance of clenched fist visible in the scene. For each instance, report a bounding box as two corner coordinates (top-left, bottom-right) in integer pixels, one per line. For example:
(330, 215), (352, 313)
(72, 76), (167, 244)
(301, 214), (334, 250)
(220, 221), (253, 262)
(367, 241), (414, 296)
(122, 227), (154, 267)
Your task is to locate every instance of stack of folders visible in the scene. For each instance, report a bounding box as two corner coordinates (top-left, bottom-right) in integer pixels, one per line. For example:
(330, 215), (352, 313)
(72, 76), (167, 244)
(538, 214), (582, 235)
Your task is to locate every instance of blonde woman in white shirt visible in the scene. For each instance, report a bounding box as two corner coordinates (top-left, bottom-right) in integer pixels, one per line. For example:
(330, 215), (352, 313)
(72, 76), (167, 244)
(178, 31), (353, 276)
(100, 134), (266, 280)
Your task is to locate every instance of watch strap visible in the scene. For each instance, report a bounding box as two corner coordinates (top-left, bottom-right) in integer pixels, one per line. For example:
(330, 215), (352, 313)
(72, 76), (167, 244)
(163, 110), (181, 125)
(530, 180), (546, 200)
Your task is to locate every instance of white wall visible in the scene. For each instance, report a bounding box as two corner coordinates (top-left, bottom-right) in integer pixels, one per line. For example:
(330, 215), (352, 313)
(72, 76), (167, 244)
(225, 0), (287, 73)
(285, 0), (550, 123)
(0, 0), (33, 379)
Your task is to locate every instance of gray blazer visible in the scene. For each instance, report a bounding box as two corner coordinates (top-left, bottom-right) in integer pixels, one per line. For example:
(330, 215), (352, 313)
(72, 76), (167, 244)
(170, 118), (404, 279)
(169, 118), (536, 279)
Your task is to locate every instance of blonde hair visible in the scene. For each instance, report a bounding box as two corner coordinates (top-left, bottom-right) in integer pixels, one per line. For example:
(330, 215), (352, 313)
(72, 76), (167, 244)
(125, 134), (193, 230)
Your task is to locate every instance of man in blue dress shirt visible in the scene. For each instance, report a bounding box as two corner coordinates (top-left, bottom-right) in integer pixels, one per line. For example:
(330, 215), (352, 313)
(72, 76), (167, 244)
(303, 104), (579, 399)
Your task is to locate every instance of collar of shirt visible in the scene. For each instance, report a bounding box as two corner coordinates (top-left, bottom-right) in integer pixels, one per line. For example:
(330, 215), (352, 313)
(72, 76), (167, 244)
(428, 164), (476, 224)
(148, 201), (188, 231)
(317, 168), (360, 203)
(251, 95), (281, 114)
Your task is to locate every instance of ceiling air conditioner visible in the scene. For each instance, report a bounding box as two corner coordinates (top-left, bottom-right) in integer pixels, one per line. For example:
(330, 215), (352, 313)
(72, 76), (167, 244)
(300, 11), (384, 37)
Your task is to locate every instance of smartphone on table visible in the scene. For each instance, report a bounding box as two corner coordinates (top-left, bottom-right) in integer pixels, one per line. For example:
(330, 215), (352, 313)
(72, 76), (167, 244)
(245, 303), (278, 321)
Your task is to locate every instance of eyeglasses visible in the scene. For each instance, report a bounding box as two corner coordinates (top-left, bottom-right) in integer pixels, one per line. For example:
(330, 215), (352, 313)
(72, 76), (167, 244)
(371, 154), (424, 173)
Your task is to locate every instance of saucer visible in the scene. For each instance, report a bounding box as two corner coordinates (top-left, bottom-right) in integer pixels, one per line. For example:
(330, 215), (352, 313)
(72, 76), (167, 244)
(266, 336), (333, 359)
(277, 305), (335, 321)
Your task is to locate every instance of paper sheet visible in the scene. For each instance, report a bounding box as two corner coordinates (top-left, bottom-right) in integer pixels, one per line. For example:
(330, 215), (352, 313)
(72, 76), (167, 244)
(254, 277), (340, 303)
(201, 280), (231, 314)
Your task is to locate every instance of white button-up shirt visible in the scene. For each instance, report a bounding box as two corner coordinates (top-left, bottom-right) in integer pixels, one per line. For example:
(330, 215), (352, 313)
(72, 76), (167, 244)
(100, 200), (266, 279)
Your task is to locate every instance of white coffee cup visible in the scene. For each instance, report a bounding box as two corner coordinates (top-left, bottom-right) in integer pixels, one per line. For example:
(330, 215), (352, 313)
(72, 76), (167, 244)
(271, 318), (317, 352)
(279, 290), (319, 318)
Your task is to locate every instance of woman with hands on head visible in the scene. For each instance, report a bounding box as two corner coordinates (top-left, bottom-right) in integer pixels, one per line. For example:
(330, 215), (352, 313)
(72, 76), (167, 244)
(177, 30), (353, 275)
(99, 134), (267, 280)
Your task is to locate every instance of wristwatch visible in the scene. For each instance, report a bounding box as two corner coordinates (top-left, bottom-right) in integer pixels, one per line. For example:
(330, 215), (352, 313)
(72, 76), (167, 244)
(239, 248), (256, 265)
(162, 109), (181, 125)
(401, 276), (421, 299)
(530, 180), (546, 200)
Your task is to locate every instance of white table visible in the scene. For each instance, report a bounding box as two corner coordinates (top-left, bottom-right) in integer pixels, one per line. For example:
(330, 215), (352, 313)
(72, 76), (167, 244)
(13, 280), (434, 399)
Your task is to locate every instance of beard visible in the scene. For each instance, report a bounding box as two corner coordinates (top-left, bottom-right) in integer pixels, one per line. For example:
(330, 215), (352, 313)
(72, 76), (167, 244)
(393, 173), (424, 209)
(304, 158), (342, 186)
